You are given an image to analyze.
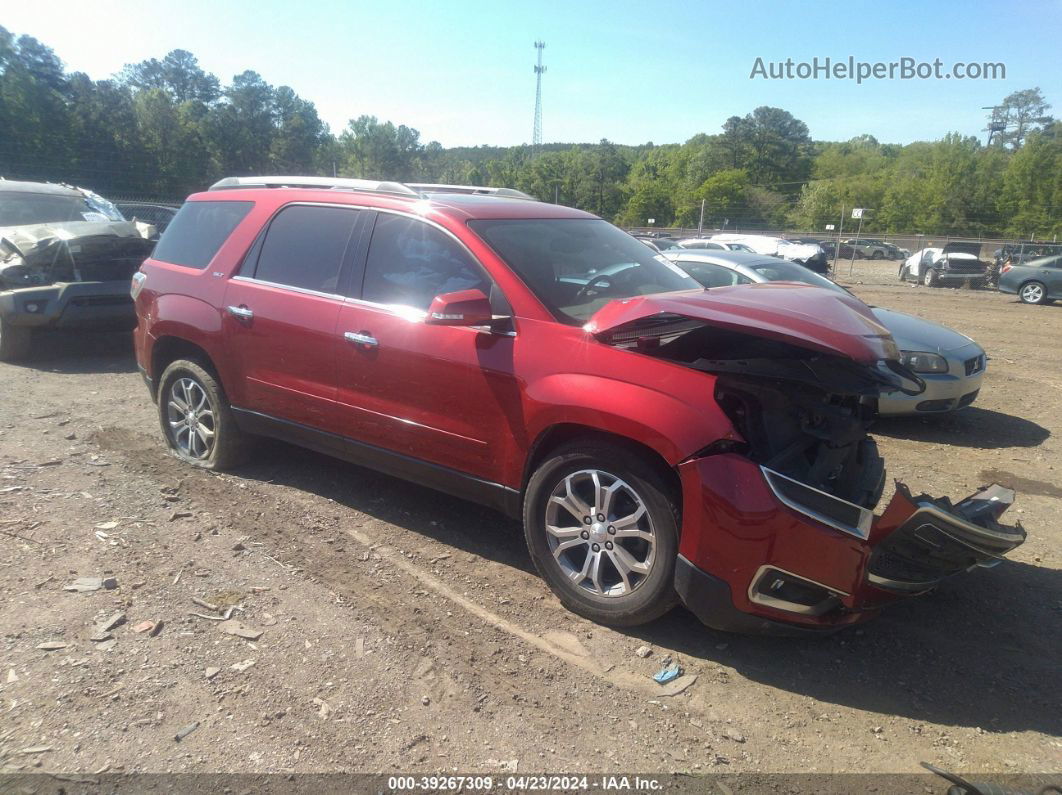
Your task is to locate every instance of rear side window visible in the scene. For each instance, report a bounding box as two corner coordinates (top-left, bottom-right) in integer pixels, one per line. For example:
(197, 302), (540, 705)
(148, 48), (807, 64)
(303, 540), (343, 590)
(362, 214), (488, 310)
(253, 205), (359, 294)
(152, 201), (253, 269)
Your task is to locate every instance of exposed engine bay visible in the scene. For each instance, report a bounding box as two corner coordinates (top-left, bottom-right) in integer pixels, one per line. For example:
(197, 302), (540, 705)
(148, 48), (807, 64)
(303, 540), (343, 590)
(607, 315), (918, 509)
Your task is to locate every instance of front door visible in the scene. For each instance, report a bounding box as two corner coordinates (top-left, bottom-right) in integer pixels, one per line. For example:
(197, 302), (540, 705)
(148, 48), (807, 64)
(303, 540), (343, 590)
(334, 212), (521, 483)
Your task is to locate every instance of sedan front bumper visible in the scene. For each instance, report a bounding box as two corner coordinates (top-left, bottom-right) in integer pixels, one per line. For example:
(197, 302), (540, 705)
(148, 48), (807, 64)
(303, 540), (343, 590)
(675, 453), (1024, 634)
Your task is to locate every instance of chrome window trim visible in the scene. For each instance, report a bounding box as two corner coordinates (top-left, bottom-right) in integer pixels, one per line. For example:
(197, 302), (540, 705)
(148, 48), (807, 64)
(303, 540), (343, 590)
(760, 466), (873, 540)
(747, 564), (848, 616)
(230, 275), (345, 303)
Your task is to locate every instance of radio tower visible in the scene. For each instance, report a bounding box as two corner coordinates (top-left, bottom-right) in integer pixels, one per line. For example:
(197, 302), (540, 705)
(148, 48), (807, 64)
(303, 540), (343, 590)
(532, 41), (546, 154)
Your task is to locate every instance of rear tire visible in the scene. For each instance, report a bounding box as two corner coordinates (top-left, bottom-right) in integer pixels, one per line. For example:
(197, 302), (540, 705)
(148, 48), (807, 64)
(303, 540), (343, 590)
(898, 264), (909, 281)
(157, 359), (248, 470)
(1018, 281), (1048, 305)
(0, 316), (32, 362)
(523, 440), (679, 626)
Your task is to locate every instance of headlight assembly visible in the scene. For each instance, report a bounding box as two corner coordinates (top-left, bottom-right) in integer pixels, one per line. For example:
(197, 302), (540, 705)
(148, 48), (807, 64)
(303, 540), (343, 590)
(900, 351), (949, 374)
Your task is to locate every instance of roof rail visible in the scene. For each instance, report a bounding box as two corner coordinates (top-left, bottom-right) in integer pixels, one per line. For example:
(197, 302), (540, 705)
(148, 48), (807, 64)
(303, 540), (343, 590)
(208, 176), (418, 197)
(406, 183), (536, 200)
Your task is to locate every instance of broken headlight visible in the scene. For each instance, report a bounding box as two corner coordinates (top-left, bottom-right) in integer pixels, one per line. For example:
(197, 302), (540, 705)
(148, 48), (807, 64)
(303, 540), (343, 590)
(0, 261), (49, 288)
(900, 351), (949, 373)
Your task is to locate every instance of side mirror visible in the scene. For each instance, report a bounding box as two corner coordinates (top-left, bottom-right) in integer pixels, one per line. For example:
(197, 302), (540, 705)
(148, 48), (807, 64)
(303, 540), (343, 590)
(425, 289), (494, 326)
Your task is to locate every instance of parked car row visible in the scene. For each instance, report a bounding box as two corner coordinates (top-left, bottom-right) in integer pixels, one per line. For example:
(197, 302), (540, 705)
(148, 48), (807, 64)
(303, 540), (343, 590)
(126, 176), (1024, 636)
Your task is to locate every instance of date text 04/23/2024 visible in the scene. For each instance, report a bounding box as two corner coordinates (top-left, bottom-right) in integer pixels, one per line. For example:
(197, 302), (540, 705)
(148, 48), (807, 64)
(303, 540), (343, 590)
(386, 775), (665, 791)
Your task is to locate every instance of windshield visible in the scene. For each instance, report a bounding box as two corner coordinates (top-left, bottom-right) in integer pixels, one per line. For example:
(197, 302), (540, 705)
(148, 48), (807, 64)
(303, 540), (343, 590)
(469, 218), (701, 324)
(748, 259), (847, 293)
(0, 191), (122, 227)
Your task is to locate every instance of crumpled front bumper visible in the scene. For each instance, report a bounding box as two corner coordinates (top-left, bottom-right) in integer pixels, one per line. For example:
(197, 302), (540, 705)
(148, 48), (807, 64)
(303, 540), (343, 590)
(674, 453), (1025, 634)
(0, 281), (135, 330)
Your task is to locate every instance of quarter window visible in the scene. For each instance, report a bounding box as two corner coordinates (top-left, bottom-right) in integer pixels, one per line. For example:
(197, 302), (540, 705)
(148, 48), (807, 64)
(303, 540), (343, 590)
(362, 214), (488, 310)
(254, 205), (358, 293)
(151, 200), (253, 269)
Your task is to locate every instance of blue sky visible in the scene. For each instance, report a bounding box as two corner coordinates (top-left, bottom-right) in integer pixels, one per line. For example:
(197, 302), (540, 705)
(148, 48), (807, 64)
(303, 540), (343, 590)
(4, 0), (1060, 147)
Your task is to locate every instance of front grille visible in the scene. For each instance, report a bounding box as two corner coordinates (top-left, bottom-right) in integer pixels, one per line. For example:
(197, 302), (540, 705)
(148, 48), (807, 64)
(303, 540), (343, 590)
(964, 355), (985, 375)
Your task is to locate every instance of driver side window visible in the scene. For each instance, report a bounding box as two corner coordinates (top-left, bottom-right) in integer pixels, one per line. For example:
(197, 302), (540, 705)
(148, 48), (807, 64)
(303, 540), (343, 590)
(362, 214), (489, 311)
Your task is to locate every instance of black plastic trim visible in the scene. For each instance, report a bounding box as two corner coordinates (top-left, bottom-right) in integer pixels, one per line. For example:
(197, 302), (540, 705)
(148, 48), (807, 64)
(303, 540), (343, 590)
(673, 555), (839, 637)
(230, 407), (522, 518)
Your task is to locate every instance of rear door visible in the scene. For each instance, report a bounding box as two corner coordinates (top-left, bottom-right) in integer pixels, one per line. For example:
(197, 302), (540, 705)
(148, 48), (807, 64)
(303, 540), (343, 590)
(223, 203), (365, 432)
(1039, 255), (1062, 298)
(334, 211), (519, 481)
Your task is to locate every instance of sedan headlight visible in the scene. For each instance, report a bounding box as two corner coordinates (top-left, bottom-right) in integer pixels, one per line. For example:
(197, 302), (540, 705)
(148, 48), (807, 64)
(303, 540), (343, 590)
(900, 351), (949, 373)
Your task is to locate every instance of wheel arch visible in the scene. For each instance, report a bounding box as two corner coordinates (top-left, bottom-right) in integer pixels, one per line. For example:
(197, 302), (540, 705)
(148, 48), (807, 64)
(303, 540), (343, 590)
(522, 423), (684, 521)
(150, 336), (222, 399)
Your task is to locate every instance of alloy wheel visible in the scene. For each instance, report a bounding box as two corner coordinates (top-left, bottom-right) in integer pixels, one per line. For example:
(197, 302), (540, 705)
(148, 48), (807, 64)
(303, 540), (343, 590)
(166, 376), (216, 459)
(1021, 283), (1044, 303)
(544, 469), (656, 597)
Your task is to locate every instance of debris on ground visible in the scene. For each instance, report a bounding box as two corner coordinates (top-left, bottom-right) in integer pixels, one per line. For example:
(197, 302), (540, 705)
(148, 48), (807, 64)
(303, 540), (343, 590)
(63, 576), (117, 592)
(174, 722), (199, 742)
(635, 645), (652, 658)
(231, 659), (256, 673)
(723, 728), (746, 743)
(653, 663), (683, 684)
(131, 620), (160, 635)
(36, 641), (68, 651)
(204, 667), (220, 680)
(96, 612), (126, 634)
(217, 619), (263, 641)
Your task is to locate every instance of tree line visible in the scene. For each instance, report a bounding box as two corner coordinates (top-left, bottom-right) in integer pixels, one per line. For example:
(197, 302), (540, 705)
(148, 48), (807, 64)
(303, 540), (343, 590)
(0, 27), (1058, 238)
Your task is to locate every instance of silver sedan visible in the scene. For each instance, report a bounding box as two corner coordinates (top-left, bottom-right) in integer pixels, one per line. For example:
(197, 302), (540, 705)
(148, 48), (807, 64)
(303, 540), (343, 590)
(663, 250), (986, 416)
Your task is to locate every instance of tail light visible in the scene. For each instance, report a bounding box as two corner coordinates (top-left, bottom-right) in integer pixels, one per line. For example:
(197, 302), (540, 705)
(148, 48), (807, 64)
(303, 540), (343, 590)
(1001, 263), (1012, 274)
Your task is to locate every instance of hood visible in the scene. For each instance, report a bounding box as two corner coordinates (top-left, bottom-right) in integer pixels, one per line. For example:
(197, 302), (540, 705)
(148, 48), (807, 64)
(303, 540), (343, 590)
(870, 308), (979, 354)
(0, 220), (154, 287)
(587, 285), (898, 364)
(941, 241), (983, 259)
(0, 220), (145, 254)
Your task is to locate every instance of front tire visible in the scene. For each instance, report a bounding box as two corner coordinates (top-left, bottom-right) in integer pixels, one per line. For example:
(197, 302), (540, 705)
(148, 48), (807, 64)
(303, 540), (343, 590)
(923, 268), (939, 287)
(0, 316), (32, 362)
(1019, 281), (1048, 305)
(523, 441), (679, 626)
(157, 359), (248, 470)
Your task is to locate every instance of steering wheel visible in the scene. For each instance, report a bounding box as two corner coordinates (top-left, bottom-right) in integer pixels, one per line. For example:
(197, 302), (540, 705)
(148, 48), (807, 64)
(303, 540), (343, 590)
(573, 272), (617, 302)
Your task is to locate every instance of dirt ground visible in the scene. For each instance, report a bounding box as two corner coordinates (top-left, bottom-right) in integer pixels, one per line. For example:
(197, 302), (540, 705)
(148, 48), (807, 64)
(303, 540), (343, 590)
(1, 259), (1059, 779)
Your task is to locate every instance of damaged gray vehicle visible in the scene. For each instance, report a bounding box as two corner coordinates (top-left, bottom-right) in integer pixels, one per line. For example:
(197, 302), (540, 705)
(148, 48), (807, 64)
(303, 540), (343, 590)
(0, 180), (155, 361)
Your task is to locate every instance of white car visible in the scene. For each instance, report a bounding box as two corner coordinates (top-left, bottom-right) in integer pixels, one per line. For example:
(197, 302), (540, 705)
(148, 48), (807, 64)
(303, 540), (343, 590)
(709, 233), (829, 274)
(900, 243), (989, 287)
(677, 238), (756, 253)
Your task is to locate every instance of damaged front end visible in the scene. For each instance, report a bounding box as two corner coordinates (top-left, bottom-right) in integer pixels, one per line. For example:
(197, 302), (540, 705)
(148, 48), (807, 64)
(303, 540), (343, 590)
(590, 285), (1025, 633)
(0, 220), (154, 331)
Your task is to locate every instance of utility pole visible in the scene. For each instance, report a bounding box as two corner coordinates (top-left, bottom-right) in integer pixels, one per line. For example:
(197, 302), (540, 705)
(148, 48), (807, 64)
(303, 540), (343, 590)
(834, 204), (845, 270)
(532, 41), (546, 155)
(848, 208), (871, 276)
(697, 199), (706, 236)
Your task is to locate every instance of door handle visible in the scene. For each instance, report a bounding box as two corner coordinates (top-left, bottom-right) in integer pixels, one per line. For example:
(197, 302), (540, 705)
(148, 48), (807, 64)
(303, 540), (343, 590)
(227, 305), (254, 320)
(344, 331), (378, 347)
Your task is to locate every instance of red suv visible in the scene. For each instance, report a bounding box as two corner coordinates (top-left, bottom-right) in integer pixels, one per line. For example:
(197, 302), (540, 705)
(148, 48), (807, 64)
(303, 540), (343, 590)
(132, 177), (1024, 634)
